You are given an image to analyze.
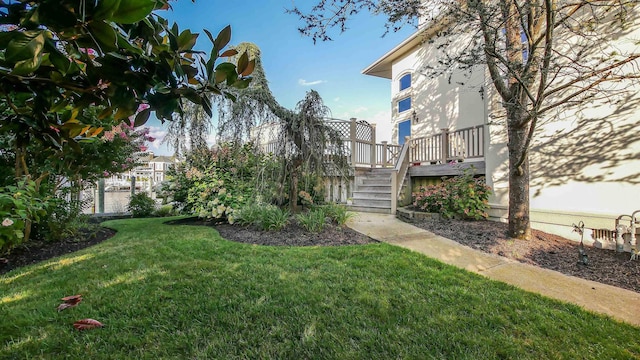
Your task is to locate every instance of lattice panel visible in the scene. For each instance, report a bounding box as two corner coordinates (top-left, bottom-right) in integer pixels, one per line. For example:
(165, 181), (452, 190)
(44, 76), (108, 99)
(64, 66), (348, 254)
(356, 121), (372, 141)
(328, 121), (350, 139)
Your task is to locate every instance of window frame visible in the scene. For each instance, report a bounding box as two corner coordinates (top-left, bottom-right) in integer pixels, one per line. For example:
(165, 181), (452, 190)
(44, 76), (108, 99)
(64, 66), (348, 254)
(398, 97), (411, 113)
(399, 73), (412, 91)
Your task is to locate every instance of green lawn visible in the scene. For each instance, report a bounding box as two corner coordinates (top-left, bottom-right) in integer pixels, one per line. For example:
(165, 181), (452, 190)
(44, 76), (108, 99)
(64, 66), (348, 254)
(1, 217), (638, 359)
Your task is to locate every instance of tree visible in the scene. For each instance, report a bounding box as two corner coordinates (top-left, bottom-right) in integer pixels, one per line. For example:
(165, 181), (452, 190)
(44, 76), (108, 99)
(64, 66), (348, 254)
(289, 0), (640, 239)
(0, 0), (252, 182)
(215, 43), (349, 211)
(0, 0), (253, 243)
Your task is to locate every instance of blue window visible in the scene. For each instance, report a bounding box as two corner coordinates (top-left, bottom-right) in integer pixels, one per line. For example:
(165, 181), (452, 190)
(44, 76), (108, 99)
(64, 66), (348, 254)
(398, 97), (411, 113)
(399, 73), (411, 91)
(398, 120), (411, 144)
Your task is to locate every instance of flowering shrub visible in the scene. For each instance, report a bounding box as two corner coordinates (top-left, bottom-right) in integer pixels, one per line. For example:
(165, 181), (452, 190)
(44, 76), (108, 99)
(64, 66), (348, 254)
(412, 168), (491, 220)
(170, 143), (274, 223)
(0, 178), (50, 255)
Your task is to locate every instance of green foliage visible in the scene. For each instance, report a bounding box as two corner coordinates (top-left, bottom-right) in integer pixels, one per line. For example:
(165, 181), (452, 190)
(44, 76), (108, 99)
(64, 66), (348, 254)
(296, 208), (327, 233)
(164, 144), (278, 223)
(154, 204), (175, 217)
(321, 203), (354, 225)
(235, 204), (265, 226)
(236, 204), (290, 231)
(128, 193), (156, 218)
(412, 168), (491, 220)
(258, 205), (290, 231)
(0, 178), (50, 255)
(37, 185), (93, 242)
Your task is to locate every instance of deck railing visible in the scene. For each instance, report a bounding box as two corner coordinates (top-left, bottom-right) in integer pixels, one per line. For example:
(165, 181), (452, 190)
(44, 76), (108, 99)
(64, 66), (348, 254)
(259, 119), (484, 169)
(409, 125), (484, 164)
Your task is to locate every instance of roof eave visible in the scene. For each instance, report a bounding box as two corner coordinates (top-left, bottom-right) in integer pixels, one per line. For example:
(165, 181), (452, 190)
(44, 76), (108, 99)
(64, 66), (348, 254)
(361, 17), (451, 79)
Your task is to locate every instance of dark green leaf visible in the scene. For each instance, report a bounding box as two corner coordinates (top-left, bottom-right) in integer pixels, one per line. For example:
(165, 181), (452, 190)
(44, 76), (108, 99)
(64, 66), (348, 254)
(177, 30), (198, 52)
(94, 0), (121, 21)
(213, 25), (232, 53)
(5, 30), (45, 63)
(12, 56), (42, 75)
(111, 0), (155, 24)
(89, 21), (118, 52)
(134, 108), (151, 127)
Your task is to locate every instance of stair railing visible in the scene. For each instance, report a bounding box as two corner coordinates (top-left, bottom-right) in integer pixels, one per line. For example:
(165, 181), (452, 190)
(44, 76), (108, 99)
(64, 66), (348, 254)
(390, 137), (411, 214)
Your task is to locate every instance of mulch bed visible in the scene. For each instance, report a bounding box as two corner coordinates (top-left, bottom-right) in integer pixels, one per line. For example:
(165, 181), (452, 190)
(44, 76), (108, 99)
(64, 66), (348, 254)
(167, 217), (378, 247)
(0, 227), (116, 275)
(2, 216), (638, 295)
(404, 218), (640, 294)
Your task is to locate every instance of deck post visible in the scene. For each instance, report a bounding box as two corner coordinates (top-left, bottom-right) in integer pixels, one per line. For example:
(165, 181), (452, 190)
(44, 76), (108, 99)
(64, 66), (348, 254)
(350, 118), (357, 165)
(440, 128), (450, 164)
(381, 141), (388, 167)
(370, 124), (376, 168)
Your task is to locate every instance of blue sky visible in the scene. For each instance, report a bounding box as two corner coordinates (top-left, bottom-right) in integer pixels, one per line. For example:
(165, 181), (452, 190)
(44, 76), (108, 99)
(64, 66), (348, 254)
(147, 0), (415, 155)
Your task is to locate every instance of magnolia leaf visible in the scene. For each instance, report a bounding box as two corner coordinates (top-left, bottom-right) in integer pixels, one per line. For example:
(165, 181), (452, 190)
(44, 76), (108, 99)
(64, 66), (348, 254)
(134, 108), (151, 127)
(12, 56), (43, 75)
(110, 0), (155, 24)
(177, 30), (198, 52)
(214, 25), (231, 53)
(237, 52), (249, 76)
(220, 49), (238, 58)
(241, 59), (255, 77)
(89, 21), (118, 52)
(94, 0), (121, 21)
(89, 127), (104, 137)
(61, 294), (82, 302)
(73, 318), (104, 331)
(57, 294), (83, 311)
(5, 30), (45, 62)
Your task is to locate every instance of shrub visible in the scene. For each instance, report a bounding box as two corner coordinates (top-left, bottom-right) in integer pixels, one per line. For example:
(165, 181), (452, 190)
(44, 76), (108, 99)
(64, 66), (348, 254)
(154, 204), (174, 217)
(322, 204), (354, 225)
(128, 192), (156, 218)
(235, 203), (264, 226)
(412, 168), (491, 220)
(235, 204), (290, 231)
(0, 178), (50, 255)
(258, 205), (290, 231)
(296, 208), (327, 233)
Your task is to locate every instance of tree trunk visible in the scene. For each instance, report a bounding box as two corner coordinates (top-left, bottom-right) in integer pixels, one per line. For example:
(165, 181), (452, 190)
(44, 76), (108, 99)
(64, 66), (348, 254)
(290, 169), (299, 213)
(507, 107), (532, 240)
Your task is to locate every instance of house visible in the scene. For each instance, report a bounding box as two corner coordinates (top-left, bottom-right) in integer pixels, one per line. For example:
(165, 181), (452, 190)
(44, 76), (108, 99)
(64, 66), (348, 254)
(105, 152), (177, 190)
(360, 5), (640, 244)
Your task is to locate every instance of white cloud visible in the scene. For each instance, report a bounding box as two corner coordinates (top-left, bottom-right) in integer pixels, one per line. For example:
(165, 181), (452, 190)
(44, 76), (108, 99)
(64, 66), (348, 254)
(147, 126), (168, 150)
(353, 106), (368, 114)
(334, 97), (341, 102)
(298, 78), (327, 86)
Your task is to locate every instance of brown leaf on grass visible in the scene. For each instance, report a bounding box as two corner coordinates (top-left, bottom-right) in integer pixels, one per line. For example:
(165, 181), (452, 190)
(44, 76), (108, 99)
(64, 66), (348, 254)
(57, 294), (83, 312)
(73, 318), (104, 331)
(61, 295), (82, 303)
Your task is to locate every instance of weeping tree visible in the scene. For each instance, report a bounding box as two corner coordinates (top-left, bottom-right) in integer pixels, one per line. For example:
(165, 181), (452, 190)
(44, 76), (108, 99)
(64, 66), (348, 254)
(217, 43), (350, 211)
(289, 0), (640, 239)
(162, 101), (214, 157)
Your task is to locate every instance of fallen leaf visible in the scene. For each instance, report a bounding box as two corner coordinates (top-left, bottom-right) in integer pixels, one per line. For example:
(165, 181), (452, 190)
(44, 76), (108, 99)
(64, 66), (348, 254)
(73, 318), (104, 331)
(57, 294), (83, 311)
(57, 303), (77, 312)
(61, 295), (82, 303)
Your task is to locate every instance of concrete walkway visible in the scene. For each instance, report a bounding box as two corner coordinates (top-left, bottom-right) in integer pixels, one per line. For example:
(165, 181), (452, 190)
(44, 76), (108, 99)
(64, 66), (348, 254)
(346, 212), (640, 327)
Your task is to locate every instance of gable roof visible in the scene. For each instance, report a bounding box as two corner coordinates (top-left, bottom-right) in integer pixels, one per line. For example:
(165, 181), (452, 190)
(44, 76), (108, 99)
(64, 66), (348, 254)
(362, 17), (451, 79)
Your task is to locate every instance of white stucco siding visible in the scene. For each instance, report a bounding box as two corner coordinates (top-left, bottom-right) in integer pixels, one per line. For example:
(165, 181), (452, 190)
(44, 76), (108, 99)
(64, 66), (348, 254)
(389, 33), (487, 144)
(486, 19), (640, 230)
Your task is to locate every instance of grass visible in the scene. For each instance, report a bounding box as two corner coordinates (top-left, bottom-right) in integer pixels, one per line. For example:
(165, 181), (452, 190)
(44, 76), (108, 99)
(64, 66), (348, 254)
(1, 217), (638, 359)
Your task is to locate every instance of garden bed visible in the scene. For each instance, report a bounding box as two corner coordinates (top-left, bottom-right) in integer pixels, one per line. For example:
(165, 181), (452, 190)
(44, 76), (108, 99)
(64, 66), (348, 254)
(402, 215), (640, 293)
